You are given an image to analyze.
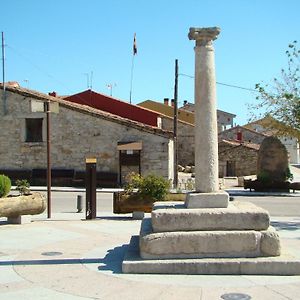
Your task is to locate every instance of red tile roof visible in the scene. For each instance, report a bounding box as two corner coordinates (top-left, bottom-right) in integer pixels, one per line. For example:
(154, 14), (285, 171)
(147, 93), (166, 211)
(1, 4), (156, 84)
(64, 90), (160, 127)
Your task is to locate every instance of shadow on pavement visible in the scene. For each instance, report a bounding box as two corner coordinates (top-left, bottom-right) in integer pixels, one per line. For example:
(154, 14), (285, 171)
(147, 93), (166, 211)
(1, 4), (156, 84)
(271, 220), (300, 231)
(0, 244), (129, 274)
(96, 216), (136, 222)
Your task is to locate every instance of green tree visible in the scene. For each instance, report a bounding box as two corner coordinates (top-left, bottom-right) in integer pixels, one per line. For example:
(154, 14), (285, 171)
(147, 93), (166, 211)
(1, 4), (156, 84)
(250, 41), (300, 138)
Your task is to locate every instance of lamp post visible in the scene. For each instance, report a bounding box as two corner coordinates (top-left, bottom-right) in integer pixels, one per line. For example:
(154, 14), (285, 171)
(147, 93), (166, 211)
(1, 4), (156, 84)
(31, 99), (58, 218)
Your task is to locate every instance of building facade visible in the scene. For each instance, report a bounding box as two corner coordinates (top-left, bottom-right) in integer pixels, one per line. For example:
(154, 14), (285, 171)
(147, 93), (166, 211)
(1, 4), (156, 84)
(0, 86), (174, 186)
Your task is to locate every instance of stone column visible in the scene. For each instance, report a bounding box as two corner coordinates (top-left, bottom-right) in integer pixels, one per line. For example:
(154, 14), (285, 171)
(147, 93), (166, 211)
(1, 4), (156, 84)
(186, 27), (228, 208)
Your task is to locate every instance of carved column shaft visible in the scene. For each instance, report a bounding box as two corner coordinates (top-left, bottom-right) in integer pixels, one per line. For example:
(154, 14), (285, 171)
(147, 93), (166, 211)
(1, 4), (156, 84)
(189, 27), (220, 193)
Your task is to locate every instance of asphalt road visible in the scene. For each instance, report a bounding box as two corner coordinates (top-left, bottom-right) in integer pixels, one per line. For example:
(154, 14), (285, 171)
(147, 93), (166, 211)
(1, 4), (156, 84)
(38, 191), (114, 214)
(232, 195), (300, 217)
(39, 191), (300, 218)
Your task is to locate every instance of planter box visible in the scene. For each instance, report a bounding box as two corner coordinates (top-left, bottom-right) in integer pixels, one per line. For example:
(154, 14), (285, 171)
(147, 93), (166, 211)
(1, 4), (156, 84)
(0, 192), (46, 218)
(113, 192), (185, 214)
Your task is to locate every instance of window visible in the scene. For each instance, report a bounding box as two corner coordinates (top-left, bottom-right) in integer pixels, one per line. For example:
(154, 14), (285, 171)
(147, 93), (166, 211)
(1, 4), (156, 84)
(25, 118), (43, 142)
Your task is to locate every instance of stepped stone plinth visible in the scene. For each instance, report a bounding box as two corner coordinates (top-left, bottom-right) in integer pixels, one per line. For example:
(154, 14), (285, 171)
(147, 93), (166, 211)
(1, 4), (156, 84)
(122, 201), (300, 274)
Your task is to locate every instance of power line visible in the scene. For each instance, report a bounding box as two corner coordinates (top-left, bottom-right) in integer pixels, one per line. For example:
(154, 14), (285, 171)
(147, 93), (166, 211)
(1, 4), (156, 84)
(7, 44), (95, 107)
(179, 73), (258, 92)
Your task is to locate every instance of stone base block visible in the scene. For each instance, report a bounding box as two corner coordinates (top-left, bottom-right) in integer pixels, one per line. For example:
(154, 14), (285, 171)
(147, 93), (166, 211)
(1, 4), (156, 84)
(7, 215), (32, 224)
(185, 191), (229, 208)
(123, 236), (300, 275)
(151, 201), (270, 232)
(140, 218), (280, 259)
(132, 211), (145, 220)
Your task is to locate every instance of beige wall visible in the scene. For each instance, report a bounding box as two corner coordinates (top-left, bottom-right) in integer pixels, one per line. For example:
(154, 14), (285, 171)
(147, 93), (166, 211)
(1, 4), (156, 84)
(161, 117), (194, 166)
(0, 90), (173, 180)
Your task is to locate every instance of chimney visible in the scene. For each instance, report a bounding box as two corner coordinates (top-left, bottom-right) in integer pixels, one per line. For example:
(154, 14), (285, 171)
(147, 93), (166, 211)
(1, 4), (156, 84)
(163, 98), (169, 105)
(171, 99), (174, 107)
(237, 130), (243, 141)
(48, 91), (57, 97)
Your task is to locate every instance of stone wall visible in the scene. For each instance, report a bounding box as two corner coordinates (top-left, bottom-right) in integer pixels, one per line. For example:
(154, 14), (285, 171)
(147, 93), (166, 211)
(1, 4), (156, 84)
(219, 145), (258, 177)
(161, 117), (194, 166)
(0, 90), (173, 181)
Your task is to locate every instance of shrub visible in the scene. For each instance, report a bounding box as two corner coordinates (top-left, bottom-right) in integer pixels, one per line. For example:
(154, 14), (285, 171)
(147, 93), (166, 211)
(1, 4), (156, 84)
(125, 173), (170, 201)
(16, 179), (31, 195)
(0, 174), (11, 198)
(257, 170), (271, 183)
(285, 167), (294, 182)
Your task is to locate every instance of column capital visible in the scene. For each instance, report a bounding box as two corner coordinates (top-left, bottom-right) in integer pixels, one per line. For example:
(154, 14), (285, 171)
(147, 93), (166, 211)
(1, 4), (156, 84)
(188, 27), (220, 46)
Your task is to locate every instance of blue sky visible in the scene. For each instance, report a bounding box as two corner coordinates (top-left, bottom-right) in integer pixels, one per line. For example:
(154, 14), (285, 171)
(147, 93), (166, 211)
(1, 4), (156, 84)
(1, 0), (299, 125)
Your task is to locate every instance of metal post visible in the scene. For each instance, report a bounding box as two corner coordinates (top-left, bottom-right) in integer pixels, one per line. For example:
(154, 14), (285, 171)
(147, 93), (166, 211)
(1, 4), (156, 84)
(77, 195), (83, 213)
(2, 32), (7, 115)
(46, 100), (51, 218)
(173, 59), (179, 188)
(86, 158), (97, 219)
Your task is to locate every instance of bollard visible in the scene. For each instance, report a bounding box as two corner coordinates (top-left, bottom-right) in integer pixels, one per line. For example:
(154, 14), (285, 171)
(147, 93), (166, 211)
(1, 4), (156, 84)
(77, 195), (83, 213)
(85, 158), (97, 219)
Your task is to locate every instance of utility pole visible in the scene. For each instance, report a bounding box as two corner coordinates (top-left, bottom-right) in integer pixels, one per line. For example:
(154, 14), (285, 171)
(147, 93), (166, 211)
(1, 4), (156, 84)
(46, 100), (51, 219)
(173, 59), (179, 189)
(1, 32), (7, 115)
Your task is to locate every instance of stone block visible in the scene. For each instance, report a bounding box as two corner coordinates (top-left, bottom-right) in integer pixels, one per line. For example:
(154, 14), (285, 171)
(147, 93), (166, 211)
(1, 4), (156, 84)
(151, 202), (270, 232)
(185, 191), (229, 208)
(140, 220), (261, 259)
(260, 226), (281, 256)
(7, 215), (32, 224)
(132, 211), (145, 220)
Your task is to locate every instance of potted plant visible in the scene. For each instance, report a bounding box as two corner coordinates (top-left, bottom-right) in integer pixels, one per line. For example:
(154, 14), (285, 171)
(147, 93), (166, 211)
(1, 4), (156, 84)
(113, 172), (170, 213)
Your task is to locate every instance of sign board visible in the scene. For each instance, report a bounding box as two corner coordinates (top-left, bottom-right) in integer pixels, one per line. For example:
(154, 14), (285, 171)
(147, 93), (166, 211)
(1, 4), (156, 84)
(86, 158), (97, 164)
(49, 102), (59, 113)
(30, 100), (44, 112)
(30, 100), (59, 113)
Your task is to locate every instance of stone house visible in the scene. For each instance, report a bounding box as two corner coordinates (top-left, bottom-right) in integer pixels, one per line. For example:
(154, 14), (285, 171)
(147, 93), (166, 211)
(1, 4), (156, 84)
(218, 125), (269, 144)
(218, 140), (259, 177)
(0, 85), (174, 187)
(218, 125), (269, 177)
(179, 101), (236, 131)
(139, 99), (236, 132)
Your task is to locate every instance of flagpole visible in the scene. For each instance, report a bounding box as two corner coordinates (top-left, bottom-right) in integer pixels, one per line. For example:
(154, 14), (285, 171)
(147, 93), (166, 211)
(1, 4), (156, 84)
(129, 53), (135, 104)
(129, 33), (137, 104)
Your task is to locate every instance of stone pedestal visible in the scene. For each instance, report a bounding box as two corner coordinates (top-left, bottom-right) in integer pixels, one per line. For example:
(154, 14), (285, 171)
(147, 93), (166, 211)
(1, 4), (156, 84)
(122, 201), (300, 274)
(185, 191), (229, 208)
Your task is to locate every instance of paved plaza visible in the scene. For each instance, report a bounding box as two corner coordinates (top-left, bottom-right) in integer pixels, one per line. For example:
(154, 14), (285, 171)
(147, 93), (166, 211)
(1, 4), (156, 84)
(0, 188), (300, 299)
